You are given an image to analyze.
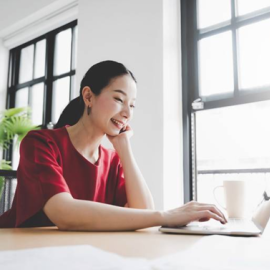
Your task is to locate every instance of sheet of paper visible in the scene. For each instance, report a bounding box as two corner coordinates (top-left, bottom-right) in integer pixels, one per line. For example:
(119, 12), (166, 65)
(151, 235), (270, 270)
(0, 245), (150, 270)
(1, 236), (270, 270)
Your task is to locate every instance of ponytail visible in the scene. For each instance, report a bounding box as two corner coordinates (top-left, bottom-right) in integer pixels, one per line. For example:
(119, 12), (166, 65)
(54, 97), (84, 129)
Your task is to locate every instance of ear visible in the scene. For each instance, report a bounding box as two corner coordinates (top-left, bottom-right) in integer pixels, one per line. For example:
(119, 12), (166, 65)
(82, 86), (95, 107)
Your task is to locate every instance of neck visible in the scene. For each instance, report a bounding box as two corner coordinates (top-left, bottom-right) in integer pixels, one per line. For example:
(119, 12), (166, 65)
(66, 115), (104, 160)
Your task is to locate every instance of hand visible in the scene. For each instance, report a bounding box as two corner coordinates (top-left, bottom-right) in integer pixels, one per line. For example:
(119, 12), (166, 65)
(106, 125), (133, 153)
(160, 201), (227, 227)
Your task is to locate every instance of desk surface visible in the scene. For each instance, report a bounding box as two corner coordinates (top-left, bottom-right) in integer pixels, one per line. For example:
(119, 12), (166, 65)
(0, 226), (204, 259)
(1, 226), (270, 260)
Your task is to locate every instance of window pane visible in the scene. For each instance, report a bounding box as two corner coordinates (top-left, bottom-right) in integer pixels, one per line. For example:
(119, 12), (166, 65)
(72, 26), (78, 70)
(52, 77), (70, 123)
(30, 83), (44, 126)
(237, 0), (270, 16)
(71, 75), (78, 100)
(197, 0), (231, 29)
(19, 45), (34, 84)
(196, 101), (270, 215)
(238, 19), (270, 90)
(34, 40), (46, 79)
(196, 101), (270, 171)
(54, 29), (72, 76)
(198, 31), (234, 97)
(15, 88), (29, 107)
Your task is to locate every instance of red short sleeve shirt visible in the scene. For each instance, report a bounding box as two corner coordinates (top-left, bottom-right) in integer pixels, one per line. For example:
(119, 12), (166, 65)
(0, 127), (127, 228)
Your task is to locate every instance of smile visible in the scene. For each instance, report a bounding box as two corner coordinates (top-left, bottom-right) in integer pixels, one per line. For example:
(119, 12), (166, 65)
(111, 118), (124, 129)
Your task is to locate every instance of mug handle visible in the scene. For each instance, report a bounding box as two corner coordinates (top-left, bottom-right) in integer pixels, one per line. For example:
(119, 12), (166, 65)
(213, 186), (226, 210)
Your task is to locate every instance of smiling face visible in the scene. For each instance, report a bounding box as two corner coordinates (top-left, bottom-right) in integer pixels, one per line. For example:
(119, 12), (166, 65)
(86, 74), (137, 136)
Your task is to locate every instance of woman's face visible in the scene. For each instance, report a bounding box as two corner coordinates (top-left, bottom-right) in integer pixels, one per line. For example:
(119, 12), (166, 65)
(90, 74), (137, 136)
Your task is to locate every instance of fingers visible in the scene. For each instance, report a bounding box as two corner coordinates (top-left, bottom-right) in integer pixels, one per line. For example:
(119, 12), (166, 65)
(197, 204), (228, 223)
(198, 210), (226, 224)
(186, 201), (227, 224)
(123, 124), (132, 132)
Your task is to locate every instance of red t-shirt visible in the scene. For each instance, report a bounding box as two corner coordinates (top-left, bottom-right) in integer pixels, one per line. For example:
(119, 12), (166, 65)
(0, 127), (127, 228)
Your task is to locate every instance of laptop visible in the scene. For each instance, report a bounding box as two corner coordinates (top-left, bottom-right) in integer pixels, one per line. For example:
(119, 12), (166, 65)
(159, 197), (270, 236)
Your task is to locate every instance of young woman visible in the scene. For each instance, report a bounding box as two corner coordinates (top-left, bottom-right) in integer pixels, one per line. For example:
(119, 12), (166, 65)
(0, 60), (227, 229)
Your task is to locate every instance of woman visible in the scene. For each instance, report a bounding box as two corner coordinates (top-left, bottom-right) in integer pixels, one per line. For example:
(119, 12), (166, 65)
(0, 60), (227, 230)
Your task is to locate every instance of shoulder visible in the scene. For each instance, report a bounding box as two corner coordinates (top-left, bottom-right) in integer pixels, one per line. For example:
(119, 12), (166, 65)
(20, 127), (67, 153)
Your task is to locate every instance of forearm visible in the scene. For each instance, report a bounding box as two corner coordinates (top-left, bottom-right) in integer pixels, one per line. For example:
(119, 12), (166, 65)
(117, 141), (155, 210)
(60, 199), (161, 231)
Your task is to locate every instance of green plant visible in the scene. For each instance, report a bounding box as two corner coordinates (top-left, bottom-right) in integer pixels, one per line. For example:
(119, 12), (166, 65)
(0, 107), (39, 198)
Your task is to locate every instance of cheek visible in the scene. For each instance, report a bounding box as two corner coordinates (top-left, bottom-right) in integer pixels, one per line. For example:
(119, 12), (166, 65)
(95, 97), (118, 116)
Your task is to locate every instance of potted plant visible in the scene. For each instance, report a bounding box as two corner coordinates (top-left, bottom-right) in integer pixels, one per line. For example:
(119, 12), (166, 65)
(0, 107), (39, 199)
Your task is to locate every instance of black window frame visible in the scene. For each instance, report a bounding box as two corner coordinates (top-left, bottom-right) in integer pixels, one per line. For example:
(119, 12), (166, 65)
(181, 0), (270, 202)
(6, 20), (78, 129)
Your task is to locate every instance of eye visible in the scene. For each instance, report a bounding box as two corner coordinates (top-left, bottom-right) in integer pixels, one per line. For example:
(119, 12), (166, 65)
(130, 104), (136, 109)
(114, 97), (123, 103)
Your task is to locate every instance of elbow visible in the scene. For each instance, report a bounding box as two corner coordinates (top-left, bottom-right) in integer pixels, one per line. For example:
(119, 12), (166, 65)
(55, 217), (72, 231)
(147, 204), (155, 210)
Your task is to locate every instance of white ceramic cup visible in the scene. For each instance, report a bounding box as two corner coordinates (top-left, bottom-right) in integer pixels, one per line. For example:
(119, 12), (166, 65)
(213, 180), (247, 218)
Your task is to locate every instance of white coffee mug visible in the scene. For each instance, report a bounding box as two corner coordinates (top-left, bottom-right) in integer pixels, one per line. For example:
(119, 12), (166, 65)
(213, 180), (247, 218)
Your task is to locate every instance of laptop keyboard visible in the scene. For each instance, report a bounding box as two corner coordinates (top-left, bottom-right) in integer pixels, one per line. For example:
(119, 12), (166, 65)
(199, 218), (254, 231)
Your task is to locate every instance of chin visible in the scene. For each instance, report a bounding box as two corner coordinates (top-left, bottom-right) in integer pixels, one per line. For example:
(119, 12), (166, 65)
(106, 130), (119, 136)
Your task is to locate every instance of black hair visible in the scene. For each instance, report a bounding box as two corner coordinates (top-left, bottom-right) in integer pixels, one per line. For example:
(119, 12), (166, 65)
(54, 60), (136, 129)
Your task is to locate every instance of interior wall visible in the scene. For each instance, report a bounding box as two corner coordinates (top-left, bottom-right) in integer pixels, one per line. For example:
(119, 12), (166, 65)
(77, 0), (165, 209)
(77, 0), (183, 209)
(0, 39), (8, 111)
(0, 0), (58, 31)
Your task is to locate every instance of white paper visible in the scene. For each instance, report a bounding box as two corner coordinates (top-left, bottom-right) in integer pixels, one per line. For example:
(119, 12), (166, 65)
(1, 236), (270, 270)
(151, 235), (270, 270)
(0, 245), (150, 270)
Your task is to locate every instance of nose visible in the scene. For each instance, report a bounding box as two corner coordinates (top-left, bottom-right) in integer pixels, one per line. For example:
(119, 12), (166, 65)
(121, 104), (132, 119)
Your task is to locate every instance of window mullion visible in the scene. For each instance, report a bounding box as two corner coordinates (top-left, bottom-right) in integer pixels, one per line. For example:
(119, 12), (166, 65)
(231, 0), (240, 98)
(44, 33), (55, 127)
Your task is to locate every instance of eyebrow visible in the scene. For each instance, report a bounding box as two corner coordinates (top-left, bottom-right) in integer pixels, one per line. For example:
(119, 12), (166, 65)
(113, 89), (136, 100)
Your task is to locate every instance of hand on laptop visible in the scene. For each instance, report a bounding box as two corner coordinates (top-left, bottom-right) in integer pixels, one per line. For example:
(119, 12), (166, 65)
(160, 201), (228, 227)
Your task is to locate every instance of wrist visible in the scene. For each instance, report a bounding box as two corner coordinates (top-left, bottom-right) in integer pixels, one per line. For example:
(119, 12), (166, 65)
(153, 210), (165, 226)
(114, 139), (132, 157)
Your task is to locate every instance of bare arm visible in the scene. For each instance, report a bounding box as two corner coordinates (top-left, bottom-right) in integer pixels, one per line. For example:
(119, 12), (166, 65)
(107, 126), (154, 210)
(44, 193), (160, 231)
(117, 139), (155, 209)
(43, 193), (227, 231)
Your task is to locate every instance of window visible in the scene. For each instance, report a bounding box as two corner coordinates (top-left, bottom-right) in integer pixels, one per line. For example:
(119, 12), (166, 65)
(181, 0), (270, 211)
(7, 20), (78, 128)
(6, 20), (78, 169)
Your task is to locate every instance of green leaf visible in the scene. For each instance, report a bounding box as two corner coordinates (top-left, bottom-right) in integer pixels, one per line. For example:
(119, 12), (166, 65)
(0, 160), (12, 170)
(3, 107), (29, 118)
(0, 106), (40, 154)
(0, 176), (4, 199)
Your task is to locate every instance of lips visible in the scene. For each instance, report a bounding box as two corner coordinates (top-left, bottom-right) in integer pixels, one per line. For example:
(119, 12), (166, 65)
(111, 118), (125, 129)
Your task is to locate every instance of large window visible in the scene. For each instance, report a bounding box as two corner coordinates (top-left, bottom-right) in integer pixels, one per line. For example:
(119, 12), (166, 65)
(7, 20), (78, 128)
(6, 20), (78, 168)
(181, 0), (270, 212)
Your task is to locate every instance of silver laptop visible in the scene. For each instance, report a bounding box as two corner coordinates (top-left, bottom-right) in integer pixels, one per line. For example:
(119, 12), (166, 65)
(159, 218), (261, 236)
(159, 198), (270, 236)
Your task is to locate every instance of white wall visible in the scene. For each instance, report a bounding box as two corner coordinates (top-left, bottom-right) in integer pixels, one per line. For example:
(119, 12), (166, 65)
(163, 0), (183, 210)
(0, 39), (8, 111)
(77, 0), (183, 209)
(0, 0), (57, 31)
